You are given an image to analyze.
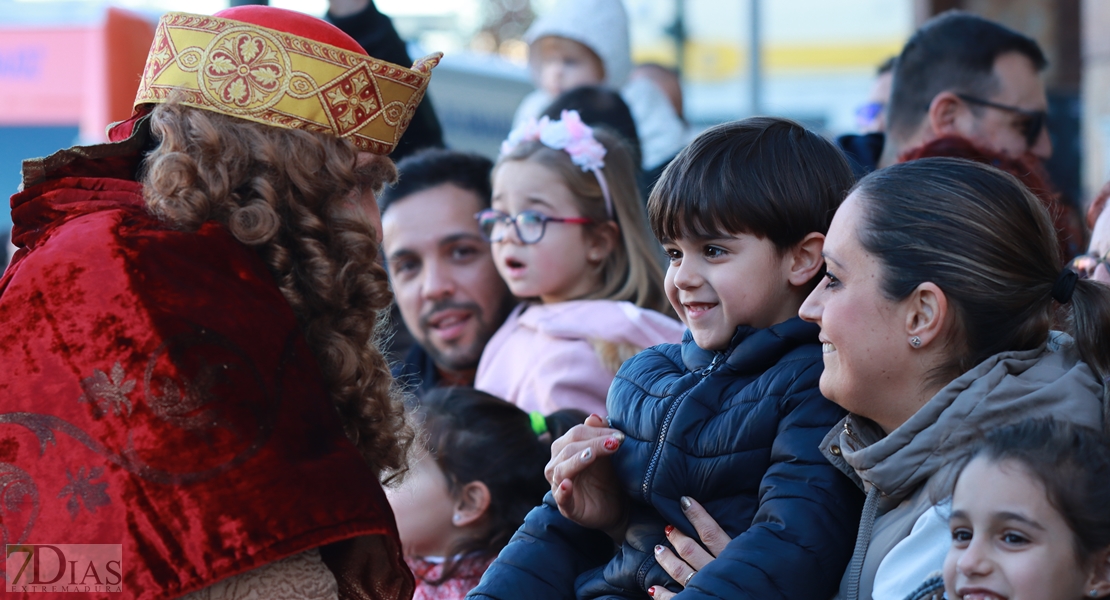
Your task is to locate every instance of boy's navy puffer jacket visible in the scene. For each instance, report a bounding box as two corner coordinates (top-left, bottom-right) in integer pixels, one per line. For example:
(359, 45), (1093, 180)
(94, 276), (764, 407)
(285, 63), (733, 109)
(468, 317), (864, 600)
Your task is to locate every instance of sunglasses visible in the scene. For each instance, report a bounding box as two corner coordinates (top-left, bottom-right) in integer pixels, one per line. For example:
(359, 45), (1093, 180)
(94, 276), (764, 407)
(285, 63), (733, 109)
(475, 209), (591, 245)
(956, 94), (1048, 148)
(1070, 251), (1110, 280)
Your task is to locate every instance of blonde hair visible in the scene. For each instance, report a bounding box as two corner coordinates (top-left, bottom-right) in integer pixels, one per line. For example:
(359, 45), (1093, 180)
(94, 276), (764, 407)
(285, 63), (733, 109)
(495, 128), (671, 316)
(141, 101), (412, 481)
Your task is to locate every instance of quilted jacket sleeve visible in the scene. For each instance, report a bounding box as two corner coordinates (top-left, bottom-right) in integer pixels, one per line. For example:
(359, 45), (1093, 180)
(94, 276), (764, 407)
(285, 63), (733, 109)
(466, 493), (616, 600)
(677, 360), (864, 599)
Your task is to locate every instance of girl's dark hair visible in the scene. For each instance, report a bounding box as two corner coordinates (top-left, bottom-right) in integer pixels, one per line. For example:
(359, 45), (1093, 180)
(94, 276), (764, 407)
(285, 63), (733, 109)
(855, 158), (1110, 397)
(947, 418), (1110, 563)
(648, 116), (855, 251)
(415, 387), (584, 584)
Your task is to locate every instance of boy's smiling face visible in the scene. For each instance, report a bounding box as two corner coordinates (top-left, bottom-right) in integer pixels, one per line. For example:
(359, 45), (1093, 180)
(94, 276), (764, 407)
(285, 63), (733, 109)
(663, 232), (805, 351)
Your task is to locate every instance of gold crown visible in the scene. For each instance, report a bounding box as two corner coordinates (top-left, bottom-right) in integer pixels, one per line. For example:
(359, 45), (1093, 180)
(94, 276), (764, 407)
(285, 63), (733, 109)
(134, 12), (441, 154)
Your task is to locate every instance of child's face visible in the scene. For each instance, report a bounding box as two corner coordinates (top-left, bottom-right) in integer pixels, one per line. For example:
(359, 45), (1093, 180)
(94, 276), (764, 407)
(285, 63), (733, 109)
(944, 456), (1095, 600)
(533, 36), (605, 97)
(490, 160), (604, 304)
(663, 232), (800, 351)
(385, 454), (458, 557)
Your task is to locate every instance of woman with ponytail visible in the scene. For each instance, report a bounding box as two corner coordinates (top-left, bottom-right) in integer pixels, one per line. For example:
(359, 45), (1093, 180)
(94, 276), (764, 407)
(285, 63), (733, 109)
(645, 157), (1110, 600)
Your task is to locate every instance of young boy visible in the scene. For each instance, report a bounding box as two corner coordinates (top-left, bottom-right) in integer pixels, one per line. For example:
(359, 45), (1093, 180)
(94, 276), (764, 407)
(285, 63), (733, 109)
(469, 117), (864, 600)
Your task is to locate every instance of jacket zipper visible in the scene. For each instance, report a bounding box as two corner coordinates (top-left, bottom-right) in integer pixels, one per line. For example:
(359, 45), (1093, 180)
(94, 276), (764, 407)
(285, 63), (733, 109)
(640, 352), (726, 500)
(844, 419), (863, 447)
(637, 352), (726, 589)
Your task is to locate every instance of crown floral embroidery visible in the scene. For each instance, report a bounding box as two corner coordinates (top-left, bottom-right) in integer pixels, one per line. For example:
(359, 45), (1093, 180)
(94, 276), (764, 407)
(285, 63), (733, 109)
(205, 33), (285, 108)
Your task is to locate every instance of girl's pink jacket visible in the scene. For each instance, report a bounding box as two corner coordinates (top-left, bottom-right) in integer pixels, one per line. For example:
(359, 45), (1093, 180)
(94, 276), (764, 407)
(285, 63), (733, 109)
(475, 300), (685, 415)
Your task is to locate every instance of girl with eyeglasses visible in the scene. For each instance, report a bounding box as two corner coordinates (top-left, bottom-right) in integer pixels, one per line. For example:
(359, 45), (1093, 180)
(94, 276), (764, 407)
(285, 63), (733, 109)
(473, 110), (683, 416)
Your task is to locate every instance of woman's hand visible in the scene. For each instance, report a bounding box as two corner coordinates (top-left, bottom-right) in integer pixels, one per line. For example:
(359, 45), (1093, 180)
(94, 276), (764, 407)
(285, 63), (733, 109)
(545, 414), (628, 538)
(650, 497), (732, 599)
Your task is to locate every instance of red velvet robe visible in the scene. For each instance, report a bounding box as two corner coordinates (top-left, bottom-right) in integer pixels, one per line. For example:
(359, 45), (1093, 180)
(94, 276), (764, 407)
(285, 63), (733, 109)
(0, 121), (413, 599)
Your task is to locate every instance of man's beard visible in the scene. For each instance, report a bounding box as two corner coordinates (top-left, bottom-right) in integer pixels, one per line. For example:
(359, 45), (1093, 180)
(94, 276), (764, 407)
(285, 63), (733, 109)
(417, 294), (516, 373)
(418, 300), (489, 372)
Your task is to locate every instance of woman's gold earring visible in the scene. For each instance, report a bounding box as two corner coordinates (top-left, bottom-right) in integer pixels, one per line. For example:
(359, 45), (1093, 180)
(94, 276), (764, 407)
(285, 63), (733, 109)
(909, 336), (922, 348)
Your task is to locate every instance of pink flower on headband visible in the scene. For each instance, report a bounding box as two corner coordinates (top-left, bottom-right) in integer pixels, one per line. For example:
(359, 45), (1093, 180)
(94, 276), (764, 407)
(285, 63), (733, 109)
(500, 109), (614, 219)
(501, 110), (607, 172)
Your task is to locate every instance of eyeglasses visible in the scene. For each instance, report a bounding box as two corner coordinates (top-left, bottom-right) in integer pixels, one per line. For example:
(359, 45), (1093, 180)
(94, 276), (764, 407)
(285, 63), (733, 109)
(1070, 251), (1110, 280)
(956, 93), (1048, 148)
(475, 209), (591, 245)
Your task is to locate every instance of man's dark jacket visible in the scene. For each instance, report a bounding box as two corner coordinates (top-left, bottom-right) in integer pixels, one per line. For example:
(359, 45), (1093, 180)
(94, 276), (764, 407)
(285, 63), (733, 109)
(469, 317), (864, 599)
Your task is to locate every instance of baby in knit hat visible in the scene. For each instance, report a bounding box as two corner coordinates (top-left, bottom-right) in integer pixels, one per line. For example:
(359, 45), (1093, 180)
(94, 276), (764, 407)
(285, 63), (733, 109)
(513, 0), (689, 173)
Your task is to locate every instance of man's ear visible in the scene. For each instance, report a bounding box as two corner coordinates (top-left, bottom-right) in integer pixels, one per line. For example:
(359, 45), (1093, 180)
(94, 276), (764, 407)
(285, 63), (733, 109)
(586, 221), (620, 264)
(904, 281), (948, 347)
(927, 92), (964, 139)
(1084, 547), (1110, 599)
(786, 232), (825, 287)
(452, 481), (491, 528)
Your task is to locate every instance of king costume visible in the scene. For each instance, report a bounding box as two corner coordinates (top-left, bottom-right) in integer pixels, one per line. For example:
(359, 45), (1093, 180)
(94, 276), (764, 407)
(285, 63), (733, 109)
(0, 6), (439, 599)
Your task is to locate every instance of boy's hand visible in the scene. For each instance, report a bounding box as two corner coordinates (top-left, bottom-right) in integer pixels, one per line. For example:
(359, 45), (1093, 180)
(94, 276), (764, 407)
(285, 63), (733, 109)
(545, 414), (628, 540)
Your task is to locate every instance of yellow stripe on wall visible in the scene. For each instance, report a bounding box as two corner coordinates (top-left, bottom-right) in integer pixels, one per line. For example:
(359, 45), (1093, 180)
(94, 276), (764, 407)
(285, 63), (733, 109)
(633, 40), (904, 81)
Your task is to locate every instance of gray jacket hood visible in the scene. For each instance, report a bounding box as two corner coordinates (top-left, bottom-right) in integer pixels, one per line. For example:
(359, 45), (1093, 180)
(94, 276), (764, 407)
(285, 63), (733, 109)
(822, 333), (1104, 502)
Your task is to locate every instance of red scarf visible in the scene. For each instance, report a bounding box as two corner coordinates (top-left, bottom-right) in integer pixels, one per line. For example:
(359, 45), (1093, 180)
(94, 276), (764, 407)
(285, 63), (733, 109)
(1, 134), (412, 598)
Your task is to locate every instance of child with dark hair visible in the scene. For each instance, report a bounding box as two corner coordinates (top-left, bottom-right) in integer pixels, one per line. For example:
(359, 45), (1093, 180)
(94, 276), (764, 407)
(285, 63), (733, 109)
(929, 419), (1110, 600)
(388, 387), (586, 599)
(470, 117), (864, 600)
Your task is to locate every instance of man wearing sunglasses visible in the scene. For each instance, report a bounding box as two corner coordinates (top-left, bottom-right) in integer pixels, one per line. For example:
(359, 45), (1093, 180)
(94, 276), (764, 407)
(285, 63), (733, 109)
(836, 11), (1082, 259)
(880, 10), (1051, 167)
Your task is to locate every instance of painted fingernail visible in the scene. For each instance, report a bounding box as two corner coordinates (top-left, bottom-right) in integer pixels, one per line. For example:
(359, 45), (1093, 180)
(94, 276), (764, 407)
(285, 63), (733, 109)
(648, 587), (656, 597)
(580, 447), (592, 461)
(665, 525), (674, 536)
(654, 544), (664, 555)
(614, 431), (625, 442)
(680, 496), (692, 511)
(604, 437), (620, 451)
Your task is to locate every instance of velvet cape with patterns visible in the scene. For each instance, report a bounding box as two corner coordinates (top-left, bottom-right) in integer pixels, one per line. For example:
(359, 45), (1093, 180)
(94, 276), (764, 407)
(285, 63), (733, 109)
(0, 115), (413, 599)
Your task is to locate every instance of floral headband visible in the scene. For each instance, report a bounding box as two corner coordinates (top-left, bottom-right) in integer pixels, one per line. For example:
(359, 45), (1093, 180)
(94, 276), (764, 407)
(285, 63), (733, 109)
(500, 110), (613, 219)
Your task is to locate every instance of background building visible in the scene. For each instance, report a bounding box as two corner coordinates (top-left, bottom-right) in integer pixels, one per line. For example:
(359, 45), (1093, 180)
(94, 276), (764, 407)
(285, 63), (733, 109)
(0, 0), (1101, 240)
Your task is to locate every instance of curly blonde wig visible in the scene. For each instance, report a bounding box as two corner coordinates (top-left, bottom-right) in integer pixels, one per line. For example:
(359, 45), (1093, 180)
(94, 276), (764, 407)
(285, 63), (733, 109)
(141, 100), (412, 481)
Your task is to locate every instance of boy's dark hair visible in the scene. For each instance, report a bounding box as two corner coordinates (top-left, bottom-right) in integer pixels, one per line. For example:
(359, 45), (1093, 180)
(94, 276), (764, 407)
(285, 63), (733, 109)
(542, 86), (642, 169)
(378, 148), (493, 214)
(648, 116), (853, 251)
(887, 11), (1047, 141)
(416, 387), (578, 583)
(945, 418), (1110, 564)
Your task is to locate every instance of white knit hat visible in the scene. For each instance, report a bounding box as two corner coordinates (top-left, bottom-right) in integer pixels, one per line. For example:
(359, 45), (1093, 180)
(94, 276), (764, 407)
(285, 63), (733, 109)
(524, 0), (632, 88)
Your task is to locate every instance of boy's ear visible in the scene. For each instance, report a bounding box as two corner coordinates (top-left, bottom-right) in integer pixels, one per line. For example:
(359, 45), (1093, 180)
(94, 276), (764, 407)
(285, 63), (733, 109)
(586, 222), (620, 264)
(786, 232), (825, 287)
(904, 281), (948, 347)
(1084, 547), (1110, 598)
(452, 481), (491, 528)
